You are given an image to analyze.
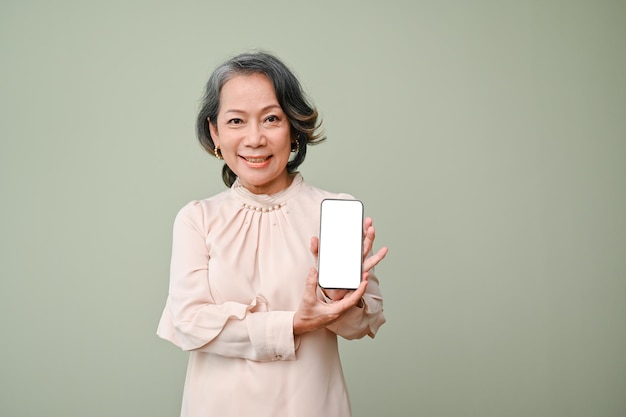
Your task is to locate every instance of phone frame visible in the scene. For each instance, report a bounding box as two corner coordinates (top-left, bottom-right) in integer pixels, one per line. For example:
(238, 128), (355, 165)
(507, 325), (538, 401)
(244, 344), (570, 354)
(317, 198), (364, 290)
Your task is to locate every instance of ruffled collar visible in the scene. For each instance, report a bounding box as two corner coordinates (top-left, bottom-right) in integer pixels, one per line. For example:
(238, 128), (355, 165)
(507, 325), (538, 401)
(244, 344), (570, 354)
(231, 173), (303, 210)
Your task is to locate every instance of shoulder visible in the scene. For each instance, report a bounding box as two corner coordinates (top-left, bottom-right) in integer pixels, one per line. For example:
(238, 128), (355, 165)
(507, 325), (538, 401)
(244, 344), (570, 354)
(174, 189), (233, 228)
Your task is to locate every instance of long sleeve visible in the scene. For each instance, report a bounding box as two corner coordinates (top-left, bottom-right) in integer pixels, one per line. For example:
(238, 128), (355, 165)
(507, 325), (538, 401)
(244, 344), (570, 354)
(157, 201), (297, 362)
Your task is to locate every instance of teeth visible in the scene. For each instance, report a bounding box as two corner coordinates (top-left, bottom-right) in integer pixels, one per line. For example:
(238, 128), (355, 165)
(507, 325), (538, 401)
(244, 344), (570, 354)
(246, 157), (267, 163)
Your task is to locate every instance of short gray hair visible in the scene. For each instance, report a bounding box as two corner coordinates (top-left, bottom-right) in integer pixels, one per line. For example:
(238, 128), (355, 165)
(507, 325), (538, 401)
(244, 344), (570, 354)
(196, 51), (325, 187)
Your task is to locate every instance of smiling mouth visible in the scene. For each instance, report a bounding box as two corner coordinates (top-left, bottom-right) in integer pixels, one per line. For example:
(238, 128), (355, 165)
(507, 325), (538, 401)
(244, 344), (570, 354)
(243, 156), (271, 163)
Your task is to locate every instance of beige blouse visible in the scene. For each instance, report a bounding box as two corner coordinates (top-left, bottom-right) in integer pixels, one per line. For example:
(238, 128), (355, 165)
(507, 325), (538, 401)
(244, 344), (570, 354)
(157, 173), (385, 417)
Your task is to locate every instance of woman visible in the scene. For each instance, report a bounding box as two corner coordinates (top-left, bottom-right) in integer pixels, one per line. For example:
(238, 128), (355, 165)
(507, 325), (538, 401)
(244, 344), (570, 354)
(157, 51), (388, 417)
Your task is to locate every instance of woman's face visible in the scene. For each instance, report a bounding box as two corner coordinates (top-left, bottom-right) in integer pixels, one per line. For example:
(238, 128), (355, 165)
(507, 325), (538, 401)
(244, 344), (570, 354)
(209, 73), (293, 195)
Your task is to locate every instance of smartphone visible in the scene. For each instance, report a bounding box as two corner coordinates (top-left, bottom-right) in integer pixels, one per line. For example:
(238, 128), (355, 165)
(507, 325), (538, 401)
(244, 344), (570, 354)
(317, 198), (364, 290)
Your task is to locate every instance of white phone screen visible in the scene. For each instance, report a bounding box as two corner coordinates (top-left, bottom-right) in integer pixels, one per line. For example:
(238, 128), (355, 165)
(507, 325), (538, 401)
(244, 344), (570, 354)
(317, 199), (364, 290)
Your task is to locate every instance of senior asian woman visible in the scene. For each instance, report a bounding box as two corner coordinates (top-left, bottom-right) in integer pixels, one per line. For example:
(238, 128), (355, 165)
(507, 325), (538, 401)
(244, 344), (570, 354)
(157, 51), (388, 417)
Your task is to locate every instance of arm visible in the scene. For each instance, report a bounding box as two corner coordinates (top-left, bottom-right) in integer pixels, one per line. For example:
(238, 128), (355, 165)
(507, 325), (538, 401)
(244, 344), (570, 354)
(157, 201), (297, 362)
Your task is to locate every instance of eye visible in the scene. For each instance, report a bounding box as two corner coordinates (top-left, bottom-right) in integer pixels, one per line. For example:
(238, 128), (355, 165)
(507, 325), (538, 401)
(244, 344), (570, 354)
(227, 118), (243, 125)
(265, 115), (280, 123)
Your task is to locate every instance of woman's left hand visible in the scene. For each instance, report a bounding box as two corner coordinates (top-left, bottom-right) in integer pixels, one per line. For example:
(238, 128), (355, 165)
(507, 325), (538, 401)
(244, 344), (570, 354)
(311, 216), (388, 301)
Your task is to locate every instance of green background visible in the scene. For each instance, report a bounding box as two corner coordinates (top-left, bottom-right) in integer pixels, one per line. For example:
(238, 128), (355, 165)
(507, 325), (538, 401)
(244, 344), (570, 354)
(1, 1), (625, 416)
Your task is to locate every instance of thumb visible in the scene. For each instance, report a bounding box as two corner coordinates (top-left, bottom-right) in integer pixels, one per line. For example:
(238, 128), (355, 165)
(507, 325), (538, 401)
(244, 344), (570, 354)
(305, 267), (318, 292)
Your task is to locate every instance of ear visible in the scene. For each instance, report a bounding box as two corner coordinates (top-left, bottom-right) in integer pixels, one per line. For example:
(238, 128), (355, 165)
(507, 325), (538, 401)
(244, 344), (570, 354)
(208, 117), (220, 147)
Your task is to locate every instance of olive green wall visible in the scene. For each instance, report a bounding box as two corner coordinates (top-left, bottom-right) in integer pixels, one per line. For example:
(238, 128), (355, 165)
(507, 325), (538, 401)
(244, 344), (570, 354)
(1, 1), (625, 416)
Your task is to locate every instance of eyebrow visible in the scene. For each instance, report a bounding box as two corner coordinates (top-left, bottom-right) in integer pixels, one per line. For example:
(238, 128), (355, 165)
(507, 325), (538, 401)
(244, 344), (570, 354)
(223, 104), (283, 115)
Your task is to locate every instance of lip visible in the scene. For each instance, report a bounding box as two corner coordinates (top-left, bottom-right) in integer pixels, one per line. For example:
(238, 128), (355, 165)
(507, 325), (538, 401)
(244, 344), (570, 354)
(242, 155), (270, 162)
(240, 155), (272, 167)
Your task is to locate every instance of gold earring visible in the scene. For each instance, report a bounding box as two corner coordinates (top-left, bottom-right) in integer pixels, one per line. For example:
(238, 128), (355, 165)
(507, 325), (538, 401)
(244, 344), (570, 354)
(214, 146), (223, 159)
(291, 139), (300, 153)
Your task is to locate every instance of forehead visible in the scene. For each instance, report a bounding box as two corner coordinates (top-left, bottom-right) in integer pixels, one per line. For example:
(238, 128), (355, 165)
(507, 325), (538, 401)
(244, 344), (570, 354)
(219, 73), (279, 107)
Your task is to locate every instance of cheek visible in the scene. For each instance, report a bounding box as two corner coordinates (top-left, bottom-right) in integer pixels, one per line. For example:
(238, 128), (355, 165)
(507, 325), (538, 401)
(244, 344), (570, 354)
(278, 128), (293, 152)
(278, 141), (293, 159)
(217, 130), (241, 149)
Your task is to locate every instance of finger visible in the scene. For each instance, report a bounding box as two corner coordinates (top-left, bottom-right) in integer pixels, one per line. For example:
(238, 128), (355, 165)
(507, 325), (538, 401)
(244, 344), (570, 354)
(324, 289), (349, 301)
(341, 279), (368, 308)
(303, 267), (319, 300)
(362, 270), (370, 282)
(362, 217), (376, 256)
(362, 217), (373, 234)
(331, 279), (368, 312)
(310, 236), (319, 257)
(363, 246), (388, 272)
(362, 225), (376, 258)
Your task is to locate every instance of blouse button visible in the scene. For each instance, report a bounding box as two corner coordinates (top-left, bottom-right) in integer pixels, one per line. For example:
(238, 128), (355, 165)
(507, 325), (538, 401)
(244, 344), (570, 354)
(274, 354), (283, 360)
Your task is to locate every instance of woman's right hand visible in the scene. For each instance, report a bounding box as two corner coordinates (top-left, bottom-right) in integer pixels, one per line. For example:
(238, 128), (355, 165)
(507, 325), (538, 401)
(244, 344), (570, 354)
(293, 268), (368, 335)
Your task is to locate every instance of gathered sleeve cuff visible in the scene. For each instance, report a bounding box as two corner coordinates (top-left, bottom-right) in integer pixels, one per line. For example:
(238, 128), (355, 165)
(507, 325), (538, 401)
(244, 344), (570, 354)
(157, 299), (298, 361)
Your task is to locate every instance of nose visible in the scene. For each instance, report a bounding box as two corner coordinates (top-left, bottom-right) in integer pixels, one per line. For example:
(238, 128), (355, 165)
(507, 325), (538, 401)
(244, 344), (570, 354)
(244, 123), (267, 148)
